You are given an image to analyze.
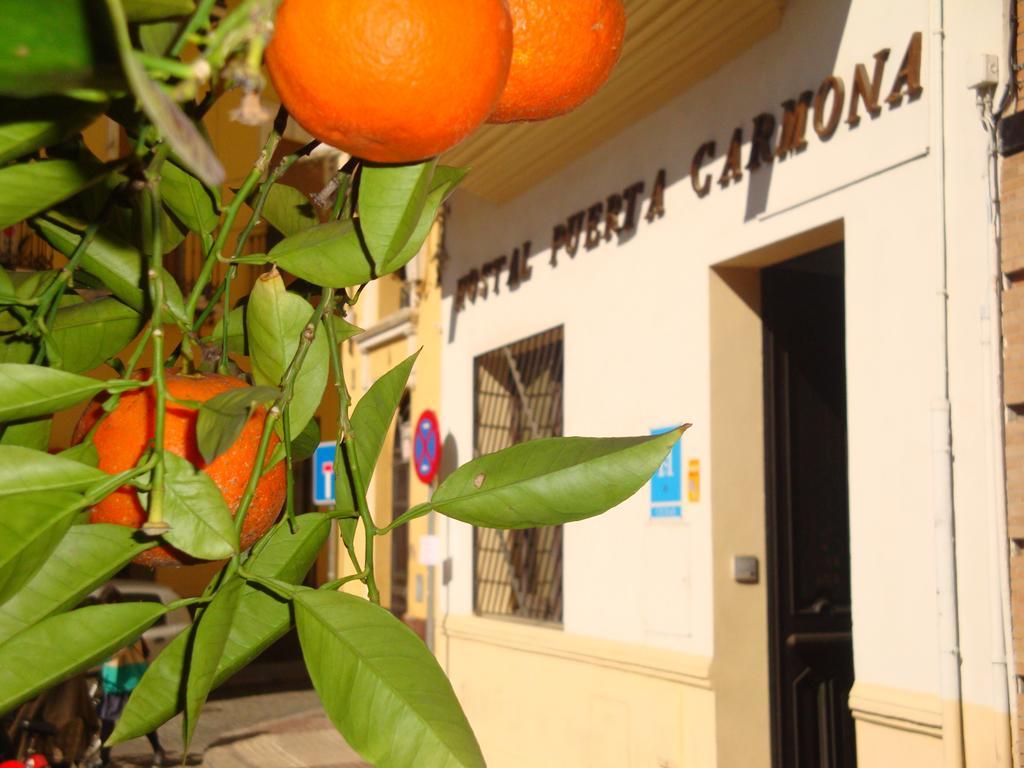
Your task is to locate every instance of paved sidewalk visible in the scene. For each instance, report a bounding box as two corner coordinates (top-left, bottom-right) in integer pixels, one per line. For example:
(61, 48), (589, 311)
(108, 689), (369, 768)
(202, 709), (369, 768)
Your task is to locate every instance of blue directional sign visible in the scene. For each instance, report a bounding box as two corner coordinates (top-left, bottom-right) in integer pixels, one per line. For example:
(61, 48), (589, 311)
(650, 426), (682, 519)
(313, 441), (336, 506)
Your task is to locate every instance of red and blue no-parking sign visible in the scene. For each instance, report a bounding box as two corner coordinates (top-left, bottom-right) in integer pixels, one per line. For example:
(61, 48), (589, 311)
(413, 410), (441, 484)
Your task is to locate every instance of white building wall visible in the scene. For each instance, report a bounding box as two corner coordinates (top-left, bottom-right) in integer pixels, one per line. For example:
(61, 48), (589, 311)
(437, 0), (1009, 763)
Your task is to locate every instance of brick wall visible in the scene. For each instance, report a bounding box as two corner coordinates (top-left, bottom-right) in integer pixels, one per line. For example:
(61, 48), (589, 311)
(1004, 4), (1024, 762)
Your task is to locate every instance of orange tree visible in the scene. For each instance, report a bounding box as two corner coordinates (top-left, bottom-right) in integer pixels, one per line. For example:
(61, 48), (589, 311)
(0, 1), (679, 766)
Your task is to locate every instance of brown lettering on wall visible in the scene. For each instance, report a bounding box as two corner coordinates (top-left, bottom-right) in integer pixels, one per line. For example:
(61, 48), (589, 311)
(813, 76), (845, 139)
(507, 241), (532, 289)
(482, 256), (507, 295)
(605, 193), (624, 239)
(455, 172), (666, 313)
(691, 141), (715, 197)
(776, 92), (813, 159)
(550, 223), (567, 266)
(645, 169), (667, 223)
(886, 31), (923, 106)
(585, 202), (604, 249)
(456, 269), (480, 310)
(746, 113), (776, 171)
(718, 128), (744, 187)
(565, 211), (585, 256)
(847, 48), (890, 126)
(622, 181), (645, 231)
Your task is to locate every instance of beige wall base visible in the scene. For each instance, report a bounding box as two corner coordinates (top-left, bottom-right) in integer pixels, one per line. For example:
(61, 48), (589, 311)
(850, 682), (1015, 767)
(850, 683), (946, 767)
(440, 615), (715, 768)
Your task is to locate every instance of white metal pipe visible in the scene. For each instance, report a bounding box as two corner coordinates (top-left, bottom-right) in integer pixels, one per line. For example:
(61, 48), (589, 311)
(977, 81), (1014, 767)
(930, 1), (966, 765)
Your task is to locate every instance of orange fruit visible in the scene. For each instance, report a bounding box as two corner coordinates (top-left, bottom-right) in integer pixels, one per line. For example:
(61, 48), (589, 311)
(73, 372), (286, 568)
(265, 0), (513, 163)
(489, 0), (626, 123)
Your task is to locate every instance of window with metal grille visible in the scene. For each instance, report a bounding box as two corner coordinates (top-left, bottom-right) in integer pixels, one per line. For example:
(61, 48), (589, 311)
(473, 326), (564, 623)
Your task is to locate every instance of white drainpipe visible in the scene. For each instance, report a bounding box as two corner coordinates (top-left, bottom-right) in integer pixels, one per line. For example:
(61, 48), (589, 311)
(976, 24), (1015, 767)
(930, 1), (966, 766)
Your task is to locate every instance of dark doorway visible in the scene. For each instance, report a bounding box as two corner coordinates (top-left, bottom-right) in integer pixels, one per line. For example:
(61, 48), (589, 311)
(763, 244), (855, 768)
(390, 393), (411, 619)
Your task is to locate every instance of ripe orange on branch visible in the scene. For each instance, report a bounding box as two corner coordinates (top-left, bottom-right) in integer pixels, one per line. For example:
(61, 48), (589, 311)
(73, 373), (286, 568)
(266, 0), (513, 163)
(489, 0), (626, 123)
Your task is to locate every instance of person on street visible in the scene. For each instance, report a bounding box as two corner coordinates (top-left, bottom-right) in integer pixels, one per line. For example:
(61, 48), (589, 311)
(95, 587), (165, 768)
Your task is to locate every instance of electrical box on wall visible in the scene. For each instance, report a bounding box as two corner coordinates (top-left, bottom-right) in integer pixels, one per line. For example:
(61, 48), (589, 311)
(967, 53), (999, 91)
(733, 555), (759, 584)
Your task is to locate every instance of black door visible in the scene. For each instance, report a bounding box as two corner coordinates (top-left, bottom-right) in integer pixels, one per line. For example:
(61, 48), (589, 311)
(763, 245), (856, 768)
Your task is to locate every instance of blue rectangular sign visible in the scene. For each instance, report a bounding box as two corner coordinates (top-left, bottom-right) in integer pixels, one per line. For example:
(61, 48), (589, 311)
(650, 426), (682, 519)
(313, 441), (336, 506)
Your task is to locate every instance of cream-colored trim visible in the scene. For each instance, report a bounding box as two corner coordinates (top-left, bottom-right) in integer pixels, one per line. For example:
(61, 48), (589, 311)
(848, 682), (943, 738)
(442, 614), (712, 689)
(356, 307), (418, 353)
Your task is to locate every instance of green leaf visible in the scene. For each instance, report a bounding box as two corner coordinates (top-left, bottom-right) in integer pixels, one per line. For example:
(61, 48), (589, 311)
(0, 159), (109, 231)
(103, 0), (224, 186)
(428, 427), (689, 528)
(331, 315), (363, 343)
(0, 0), (123, 97)
(269, 219), (371, 288)
(289, 417), (320, 461)
(161, 160), (219, 235)
(123, 0), (195, 22)
(295, 589), (485, 768)
(49, 297), (143, 373)
(33, 217), (188, 324)
(0, 96), (107, 164)
(108, 513), (331, 744)
(128, 192), (188, 256)
(0, 418), (51, 451)
(58, 440), (99, 466)
(0, 268), (13, 300)
(357, 160), (436, 269)
(196, 385), (279, 464)
(0, 602), (165, 715)
(270, 166), (465, 286)
(0, 523), (154, 644)
(160, 452), (239, 560)
(0, 491), (83, 607)
(138, 19), (186, 57)
(0, 336), (32, 367)
(209, 304), (246, 355)
(0, 445), (106, 497)
(0, 363), (109, 422)
(381, 165), (466, 275)
(10, 269), (61, 299)
(259, 184), (317, 238)
(100, 188), (187, 256)
(124, 49), (224, 186)
(266, 416), (320, 468)
(183, 574), (241, 750)
(0, 293), (123, 370)
(247, 270), (328, 438)
(336, 351), (418, 511)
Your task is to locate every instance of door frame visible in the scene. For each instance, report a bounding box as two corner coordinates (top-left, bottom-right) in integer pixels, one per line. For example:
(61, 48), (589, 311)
(709, 220), (845, 768)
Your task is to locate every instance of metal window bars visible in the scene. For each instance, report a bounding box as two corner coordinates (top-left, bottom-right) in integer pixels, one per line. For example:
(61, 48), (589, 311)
(472, 326), (564, 623)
